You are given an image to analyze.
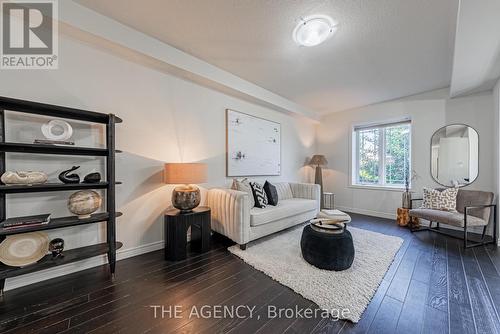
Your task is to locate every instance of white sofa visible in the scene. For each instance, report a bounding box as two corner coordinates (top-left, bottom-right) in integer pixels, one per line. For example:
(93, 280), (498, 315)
(206, 182), (320, 249)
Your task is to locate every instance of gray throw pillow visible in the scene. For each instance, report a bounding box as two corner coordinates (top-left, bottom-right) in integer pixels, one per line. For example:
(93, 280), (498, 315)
(232, 178), (255, 208)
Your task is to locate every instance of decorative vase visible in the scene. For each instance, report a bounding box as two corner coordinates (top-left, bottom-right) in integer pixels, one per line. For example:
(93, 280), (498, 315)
(1, 171), (48, 185)
(83, 172), (101, 184)
(402, 191), (412, 209)
(172, 185), (201, 212)
(49, 238), (64, 258)
(58, 166), (80, 184)
(68, 190), (102, 218)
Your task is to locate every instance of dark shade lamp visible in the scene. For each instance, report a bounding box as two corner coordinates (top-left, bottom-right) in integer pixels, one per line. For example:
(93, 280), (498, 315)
(164, 163), (207, 213)
(309, 155), (328, 209)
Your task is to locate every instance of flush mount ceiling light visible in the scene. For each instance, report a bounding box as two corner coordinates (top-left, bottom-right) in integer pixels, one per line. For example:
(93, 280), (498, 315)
(293, 15), (337, 47)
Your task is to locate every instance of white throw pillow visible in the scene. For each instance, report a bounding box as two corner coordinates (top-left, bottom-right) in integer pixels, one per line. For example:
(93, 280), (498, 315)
(420, 187), (458, 212)
(232, 178), (255, 208)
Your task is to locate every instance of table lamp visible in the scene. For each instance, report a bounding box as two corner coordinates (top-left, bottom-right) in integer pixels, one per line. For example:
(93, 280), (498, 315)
(309, 155), (328, 208)
(164, 163), (207, 212)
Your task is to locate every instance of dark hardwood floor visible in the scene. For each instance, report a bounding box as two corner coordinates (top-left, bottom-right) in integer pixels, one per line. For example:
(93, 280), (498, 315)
(1, 213), (499, 334)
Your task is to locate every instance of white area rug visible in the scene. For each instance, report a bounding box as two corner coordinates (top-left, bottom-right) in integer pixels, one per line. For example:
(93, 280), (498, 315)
(228, 225), (403, 323)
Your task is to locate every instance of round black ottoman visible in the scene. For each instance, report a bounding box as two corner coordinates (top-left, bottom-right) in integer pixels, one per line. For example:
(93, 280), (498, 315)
(300, 224), (355, 271)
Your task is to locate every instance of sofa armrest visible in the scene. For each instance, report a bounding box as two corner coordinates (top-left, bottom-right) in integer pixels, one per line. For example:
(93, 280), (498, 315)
(206, 188), (251, 245)
(289, 182), (321, 212)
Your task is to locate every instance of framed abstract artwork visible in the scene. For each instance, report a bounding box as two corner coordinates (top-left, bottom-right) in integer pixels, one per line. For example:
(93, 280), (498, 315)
(226, 109), (281, 176)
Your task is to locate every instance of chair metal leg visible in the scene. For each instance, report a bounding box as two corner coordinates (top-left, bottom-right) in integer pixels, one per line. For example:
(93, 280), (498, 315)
(481, 226), (487, 240)
(494, 206), (498, 246)
(464, 215), (468, 249)
(436, 222), (440, 230)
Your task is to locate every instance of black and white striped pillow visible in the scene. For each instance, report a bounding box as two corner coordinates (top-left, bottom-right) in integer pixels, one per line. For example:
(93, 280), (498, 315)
(250, 182), (268, 208)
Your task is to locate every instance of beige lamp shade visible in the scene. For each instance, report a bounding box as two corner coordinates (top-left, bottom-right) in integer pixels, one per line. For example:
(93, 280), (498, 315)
(310, 155), (328, 167)
(164, 163), (207, 185)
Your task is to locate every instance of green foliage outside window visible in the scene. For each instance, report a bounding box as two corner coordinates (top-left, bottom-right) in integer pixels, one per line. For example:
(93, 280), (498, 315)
(385, 125), (410, 185)
(357, 123), (410, 186)
(358, 128), (379, 184)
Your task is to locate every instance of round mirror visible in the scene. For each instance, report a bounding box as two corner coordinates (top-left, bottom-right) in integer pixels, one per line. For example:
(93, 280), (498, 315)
(431, 124), (478, 187)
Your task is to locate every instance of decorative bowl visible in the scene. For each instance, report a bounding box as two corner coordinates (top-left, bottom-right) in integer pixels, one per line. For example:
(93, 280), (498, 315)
(0, 232), (49, 267)
(41, 119), (73, 141)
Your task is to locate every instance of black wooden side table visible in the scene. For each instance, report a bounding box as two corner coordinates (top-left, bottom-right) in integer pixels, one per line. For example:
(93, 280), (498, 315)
(164, 206), (211, 261)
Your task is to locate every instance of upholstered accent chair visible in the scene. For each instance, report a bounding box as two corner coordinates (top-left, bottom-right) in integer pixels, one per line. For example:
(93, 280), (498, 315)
(409, 189), (497, 248)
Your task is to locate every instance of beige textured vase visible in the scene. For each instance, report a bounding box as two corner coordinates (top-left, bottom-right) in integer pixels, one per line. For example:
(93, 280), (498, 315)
(68, 190), (102, 218)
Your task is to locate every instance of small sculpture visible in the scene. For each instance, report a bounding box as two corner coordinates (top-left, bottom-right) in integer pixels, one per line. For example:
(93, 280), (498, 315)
(1, 171), (48, 185)
(83, 172), (101, 184)
(49, 238), (64, 258)
(68, 190), (102, 219)
(58, 166), (81, 184)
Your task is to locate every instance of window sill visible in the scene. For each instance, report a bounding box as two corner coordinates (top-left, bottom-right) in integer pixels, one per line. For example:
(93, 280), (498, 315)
(348, 184), (410, 192)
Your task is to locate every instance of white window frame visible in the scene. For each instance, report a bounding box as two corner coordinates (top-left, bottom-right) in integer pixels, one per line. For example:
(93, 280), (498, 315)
(350, 118), (412, 191)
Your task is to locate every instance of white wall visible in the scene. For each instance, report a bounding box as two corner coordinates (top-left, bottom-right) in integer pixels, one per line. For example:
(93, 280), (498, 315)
(316, 88), (496, 223)
(0, 35), (316, 290)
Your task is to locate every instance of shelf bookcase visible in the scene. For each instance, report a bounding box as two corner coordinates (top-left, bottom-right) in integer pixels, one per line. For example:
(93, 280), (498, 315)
(0, 96), (123, 296)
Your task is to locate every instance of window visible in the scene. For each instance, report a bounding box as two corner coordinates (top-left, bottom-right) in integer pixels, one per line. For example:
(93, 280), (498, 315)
(352, 120), (411, 188)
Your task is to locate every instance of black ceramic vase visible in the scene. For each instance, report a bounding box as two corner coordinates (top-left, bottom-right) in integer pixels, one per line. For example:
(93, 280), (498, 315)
(83, 172), (101, 183)
(59, 166), (80, 183)
(49, 238), (64, 258)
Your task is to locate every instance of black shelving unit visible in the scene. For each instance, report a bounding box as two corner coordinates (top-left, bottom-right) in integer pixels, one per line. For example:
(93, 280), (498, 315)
(0, 242), (124, 280)
(0, 96), (123, 296)
(0, 142), (109, 156)
(0, 182), (111, 193)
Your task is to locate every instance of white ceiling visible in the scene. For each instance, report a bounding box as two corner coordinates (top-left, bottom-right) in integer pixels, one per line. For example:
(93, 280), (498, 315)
(450, 0), (500, 97)
(77, 0), (458, 114)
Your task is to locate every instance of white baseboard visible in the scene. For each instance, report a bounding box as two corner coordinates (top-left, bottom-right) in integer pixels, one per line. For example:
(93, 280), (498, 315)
(4, 240), (165, 292)
(336, 206), (397, 220)
(117, 240), (164, 259)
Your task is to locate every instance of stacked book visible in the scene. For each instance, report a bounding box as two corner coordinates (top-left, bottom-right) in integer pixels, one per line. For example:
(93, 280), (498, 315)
(34, 139), (74, 145)
(1, 214), (51, 230)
